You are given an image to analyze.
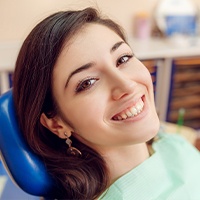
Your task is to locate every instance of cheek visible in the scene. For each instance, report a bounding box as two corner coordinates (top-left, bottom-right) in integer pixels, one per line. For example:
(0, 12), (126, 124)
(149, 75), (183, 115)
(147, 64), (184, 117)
(67, 99), (109, 146)
(143, 69), (154, 91)
(128, 63), (153, 90)
(124, 58), (152, 84)
(64, 94), (107, 132)
(130, 64), (155, 104)
(136, 62), (154, 89)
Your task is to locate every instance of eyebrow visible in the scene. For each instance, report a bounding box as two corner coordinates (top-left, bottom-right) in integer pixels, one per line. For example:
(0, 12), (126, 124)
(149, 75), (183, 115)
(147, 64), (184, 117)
(110, 41), (125, 52)
(65, 41), (125, 88)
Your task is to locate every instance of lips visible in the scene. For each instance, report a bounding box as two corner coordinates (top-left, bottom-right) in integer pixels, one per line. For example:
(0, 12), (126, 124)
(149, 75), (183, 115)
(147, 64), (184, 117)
(112, 97), (144, 121)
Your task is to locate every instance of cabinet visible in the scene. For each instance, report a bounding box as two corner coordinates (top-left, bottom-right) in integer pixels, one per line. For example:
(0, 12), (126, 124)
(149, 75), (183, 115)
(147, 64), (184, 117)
(167, 57), (200, 129)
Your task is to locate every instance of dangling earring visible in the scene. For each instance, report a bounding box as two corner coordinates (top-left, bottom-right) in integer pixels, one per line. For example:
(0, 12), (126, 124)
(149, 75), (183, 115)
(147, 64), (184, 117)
(64, 132), (82, 157)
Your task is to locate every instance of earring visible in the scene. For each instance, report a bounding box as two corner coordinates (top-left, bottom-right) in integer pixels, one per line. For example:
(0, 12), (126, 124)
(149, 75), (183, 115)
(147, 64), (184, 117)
(64, 132), (82, 157)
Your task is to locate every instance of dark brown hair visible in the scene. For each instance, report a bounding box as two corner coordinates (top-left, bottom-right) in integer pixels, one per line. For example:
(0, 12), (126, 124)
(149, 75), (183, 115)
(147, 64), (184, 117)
(13, 7), (127, 199)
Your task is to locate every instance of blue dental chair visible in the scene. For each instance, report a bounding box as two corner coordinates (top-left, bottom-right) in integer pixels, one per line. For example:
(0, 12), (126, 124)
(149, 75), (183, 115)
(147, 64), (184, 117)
(0, 89), (56, 199)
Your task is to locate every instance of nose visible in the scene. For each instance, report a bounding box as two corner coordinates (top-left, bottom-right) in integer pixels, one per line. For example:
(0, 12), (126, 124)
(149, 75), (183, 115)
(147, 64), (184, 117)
(109, 70), (136, 101)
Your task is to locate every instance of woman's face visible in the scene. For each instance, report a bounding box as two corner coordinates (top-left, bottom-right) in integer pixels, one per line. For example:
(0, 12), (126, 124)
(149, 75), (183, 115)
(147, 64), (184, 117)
(52, 23), (159, 152)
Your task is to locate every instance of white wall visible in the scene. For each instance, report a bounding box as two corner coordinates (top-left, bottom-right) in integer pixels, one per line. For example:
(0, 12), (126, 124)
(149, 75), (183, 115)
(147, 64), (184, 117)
(0, 0), (200, 42)
(0, 0), (163, 41)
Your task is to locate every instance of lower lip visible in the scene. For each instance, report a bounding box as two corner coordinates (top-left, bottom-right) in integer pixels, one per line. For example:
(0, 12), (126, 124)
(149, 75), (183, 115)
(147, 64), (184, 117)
(112, 96), (148, 123)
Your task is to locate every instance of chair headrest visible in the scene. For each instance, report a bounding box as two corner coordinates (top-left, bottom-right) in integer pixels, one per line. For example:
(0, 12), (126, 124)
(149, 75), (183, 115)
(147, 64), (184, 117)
(0, 89), (56, 197)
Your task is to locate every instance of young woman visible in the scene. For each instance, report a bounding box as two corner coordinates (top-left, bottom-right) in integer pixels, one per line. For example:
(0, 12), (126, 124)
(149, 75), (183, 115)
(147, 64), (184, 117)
(13, 7), (200, 200)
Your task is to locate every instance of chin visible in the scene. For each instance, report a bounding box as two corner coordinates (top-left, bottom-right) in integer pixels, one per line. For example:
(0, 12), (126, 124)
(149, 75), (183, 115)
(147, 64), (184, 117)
(145, 116), (160, 142)
(135, 110), (160, 142)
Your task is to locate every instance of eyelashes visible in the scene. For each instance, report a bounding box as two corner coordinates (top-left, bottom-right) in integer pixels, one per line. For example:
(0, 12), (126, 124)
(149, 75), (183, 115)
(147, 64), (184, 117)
(75, 77), (99, 93)
(116, 54), (133, 67)
(75, 53), (133, 93)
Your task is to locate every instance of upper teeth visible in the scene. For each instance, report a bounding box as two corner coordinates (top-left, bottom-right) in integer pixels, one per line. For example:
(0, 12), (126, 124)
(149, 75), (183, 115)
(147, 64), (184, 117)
(113, 99), (144, 121)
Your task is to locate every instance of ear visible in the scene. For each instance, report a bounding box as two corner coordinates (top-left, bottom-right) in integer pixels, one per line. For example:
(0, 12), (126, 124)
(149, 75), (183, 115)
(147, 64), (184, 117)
(40, 113), (73, 139)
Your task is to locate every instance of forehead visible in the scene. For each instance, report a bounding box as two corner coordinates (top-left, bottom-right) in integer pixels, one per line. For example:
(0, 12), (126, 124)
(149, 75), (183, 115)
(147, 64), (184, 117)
(61, 23), (123, 56)
(54, 23), (123, 68)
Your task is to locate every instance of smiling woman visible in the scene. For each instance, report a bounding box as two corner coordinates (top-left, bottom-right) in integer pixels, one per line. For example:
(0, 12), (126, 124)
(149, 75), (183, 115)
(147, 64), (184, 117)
(12, 7), (200, 200)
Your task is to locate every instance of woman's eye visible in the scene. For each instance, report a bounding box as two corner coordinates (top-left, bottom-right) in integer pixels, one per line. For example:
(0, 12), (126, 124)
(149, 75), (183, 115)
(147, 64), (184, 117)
(116, 54), (133, 67)
(76, 78), (98, 93)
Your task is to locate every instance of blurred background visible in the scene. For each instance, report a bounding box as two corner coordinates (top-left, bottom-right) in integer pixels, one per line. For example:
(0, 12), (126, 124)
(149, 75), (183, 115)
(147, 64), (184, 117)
(0, 0), (200, 198)
(0, 0), (200, 41)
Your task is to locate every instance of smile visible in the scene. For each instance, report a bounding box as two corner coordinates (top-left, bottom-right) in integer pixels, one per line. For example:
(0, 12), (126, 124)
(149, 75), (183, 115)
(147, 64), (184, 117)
(112, 98), (144, 121)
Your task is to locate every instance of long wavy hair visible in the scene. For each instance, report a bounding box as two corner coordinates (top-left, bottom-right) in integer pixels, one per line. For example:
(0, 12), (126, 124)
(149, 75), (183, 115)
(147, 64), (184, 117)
(13, 7), (127, 199)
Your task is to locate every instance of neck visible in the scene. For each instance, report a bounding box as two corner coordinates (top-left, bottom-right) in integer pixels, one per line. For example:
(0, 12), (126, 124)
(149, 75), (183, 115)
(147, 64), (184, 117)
(101, 143), (150, 184)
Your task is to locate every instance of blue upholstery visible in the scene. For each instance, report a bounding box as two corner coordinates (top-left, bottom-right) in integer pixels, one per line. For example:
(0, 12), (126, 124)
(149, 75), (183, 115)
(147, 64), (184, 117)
(0, 90), (55, 198)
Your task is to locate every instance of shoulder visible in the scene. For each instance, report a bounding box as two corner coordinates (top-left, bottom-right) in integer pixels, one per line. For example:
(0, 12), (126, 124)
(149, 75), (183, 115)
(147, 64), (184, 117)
(154, 132), (196, 149)
(151, 133), (200, 198)
(153, 132), (198, 153)
(153, 132), (200, 167)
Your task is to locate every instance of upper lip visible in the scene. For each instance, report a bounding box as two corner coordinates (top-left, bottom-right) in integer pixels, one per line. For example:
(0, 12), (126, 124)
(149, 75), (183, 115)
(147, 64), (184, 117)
(110, 94), (144, 120)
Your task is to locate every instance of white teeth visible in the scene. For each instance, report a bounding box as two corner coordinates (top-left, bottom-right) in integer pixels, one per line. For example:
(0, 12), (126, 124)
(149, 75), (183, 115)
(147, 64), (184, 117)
(130, 107), (137, 115)
(121, 113), (127, 119)
(136, 104), (142, 112)
(113, 98), (144, 121)
(126, 110), (133, 117)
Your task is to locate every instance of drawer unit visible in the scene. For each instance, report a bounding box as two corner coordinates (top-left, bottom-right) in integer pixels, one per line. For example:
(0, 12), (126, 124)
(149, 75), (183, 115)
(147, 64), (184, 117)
(167, 57), (200, 129)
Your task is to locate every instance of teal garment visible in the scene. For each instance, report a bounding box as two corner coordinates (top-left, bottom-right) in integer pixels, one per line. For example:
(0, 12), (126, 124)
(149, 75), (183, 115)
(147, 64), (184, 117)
(99, 133), (200, 200)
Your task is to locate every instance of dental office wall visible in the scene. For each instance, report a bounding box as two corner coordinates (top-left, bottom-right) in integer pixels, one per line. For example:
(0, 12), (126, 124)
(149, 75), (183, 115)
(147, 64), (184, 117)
(1, 0), (200, 42)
